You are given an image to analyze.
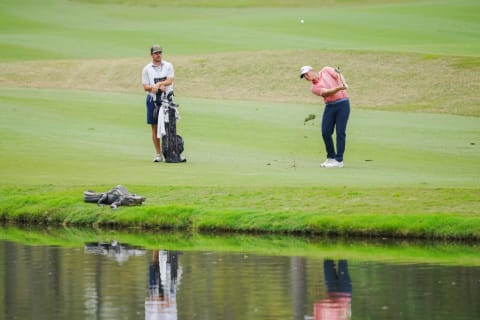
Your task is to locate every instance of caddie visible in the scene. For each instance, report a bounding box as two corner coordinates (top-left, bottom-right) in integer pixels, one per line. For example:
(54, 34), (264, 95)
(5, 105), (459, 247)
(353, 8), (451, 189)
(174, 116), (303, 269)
(141, 44), (175, 162)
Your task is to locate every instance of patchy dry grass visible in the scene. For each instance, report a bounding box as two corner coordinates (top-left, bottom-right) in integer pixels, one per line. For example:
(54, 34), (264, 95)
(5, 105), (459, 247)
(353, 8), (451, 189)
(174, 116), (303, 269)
(1, 50), (479, 116)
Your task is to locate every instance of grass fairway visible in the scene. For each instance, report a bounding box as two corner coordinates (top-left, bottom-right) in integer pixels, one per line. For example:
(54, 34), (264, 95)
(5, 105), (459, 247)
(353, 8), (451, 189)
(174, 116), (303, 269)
(1, 88), (479, 188)
(1, 0), (479, 58)
(0, 0), (479, 238)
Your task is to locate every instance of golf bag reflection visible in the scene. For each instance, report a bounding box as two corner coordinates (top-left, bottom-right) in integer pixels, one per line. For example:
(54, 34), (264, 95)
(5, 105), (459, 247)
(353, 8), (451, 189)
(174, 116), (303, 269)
(156, 91), (186, 163)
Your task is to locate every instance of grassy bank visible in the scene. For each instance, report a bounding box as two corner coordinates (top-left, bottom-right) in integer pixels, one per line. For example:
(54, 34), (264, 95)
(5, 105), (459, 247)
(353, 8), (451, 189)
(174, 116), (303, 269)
(1, 185), (480, 240)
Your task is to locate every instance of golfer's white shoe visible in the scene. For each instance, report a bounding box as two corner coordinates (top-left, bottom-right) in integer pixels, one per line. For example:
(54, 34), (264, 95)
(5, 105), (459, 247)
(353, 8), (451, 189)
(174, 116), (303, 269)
(153, 155), (163, 162)
(325, 159), (344, 168)
(320, 158), (335, 167)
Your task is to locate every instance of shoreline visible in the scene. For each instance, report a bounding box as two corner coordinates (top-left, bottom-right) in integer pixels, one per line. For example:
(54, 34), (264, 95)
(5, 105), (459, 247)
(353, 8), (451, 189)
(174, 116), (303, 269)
(2, 185), (479, 241)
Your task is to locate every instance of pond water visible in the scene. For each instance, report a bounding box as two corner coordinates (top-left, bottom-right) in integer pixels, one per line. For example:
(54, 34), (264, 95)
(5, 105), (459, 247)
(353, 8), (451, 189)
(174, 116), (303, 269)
(0, 230), (479, 320)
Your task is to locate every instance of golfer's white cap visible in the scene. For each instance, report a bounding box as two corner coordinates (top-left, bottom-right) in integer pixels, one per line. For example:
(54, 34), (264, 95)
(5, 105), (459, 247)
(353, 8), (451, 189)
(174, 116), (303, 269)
(300, 65), (313, 78)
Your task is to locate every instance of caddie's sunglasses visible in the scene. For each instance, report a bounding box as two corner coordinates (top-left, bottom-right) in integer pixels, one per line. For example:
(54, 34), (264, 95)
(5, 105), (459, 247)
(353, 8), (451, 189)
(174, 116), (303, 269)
(153, 51), (162, 54)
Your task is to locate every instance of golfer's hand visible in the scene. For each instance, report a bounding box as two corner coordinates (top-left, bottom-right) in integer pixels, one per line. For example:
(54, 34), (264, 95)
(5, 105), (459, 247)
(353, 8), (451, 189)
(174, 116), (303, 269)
(159, 84), (166, 92)
(151, 84), (159, 93)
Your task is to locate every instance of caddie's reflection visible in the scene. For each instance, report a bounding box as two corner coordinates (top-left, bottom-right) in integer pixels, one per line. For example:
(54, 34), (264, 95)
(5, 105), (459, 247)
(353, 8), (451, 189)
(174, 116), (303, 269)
(145, 250), (182, 320)
(314, 259), (352, 320)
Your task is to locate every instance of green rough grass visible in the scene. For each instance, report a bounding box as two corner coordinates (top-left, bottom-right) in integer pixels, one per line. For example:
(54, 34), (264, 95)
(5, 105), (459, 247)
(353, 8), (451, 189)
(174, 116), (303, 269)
(1, 184), (480, 240)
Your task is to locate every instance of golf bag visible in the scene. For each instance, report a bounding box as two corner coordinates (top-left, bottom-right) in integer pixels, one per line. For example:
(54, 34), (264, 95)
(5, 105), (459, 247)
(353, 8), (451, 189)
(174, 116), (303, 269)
(156, 91), (186, 163)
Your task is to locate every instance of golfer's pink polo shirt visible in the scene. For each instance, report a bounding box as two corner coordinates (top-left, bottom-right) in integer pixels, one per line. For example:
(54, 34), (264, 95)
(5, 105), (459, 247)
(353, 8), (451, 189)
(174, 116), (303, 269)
(311, 67), (348, 104)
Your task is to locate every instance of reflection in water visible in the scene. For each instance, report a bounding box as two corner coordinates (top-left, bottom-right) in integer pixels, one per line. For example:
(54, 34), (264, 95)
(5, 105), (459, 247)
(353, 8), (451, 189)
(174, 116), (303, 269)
(82, 241), (147, 319)
(307, 260), (352, 320)
(1, 234), (479, 320)
(146, 250), (182, 320)
(84, 241), (145, 264)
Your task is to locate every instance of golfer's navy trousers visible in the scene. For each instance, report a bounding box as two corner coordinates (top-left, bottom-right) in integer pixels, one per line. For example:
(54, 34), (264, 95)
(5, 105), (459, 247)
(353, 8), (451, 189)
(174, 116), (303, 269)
(324, 259), (352, 294)
(321, 98), (350, 162)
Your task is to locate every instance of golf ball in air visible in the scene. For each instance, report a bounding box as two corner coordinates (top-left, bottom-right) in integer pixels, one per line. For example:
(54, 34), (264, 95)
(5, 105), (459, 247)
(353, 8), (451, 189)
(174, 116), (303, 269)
(300, 19), (304, 24)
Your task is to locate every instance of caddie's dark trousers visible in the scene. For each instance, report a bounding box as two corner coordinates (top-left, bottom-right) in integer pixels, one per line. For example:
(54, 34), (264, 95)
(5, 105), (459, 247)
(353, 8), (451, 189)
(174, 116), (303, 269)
(321, 99), (350, 162)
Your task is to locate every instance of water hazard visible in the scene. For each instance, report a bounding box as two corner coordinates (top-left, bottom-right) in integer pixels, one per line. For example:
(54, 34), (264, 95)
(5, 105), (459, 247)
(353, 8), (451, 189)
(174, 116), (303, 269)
(0, 227), (479, 320)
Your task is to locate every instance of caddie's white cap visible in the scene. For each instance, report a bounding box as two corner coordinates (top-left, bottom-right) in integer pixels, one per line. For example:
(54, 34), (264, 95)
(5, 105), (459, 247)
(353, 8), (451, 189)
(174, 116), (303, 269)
(150, 44), (163, 54)
(300, 65), (313, 78)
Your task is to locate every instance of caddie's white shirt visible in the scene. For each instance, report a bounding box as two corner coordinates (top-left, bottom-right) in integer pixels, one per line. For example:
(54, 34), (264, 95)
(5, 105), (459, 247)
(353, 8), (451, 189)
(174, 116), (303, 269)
(142, 60), (174, 100)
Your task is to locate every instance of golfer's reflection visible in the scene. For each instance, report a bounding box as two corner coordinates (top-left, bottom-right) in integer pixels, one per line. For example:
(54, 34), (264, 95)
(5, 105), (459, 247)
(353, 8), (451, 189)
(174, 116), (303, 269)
(145, 250), (182, 320)
(314, 259), (352, 320)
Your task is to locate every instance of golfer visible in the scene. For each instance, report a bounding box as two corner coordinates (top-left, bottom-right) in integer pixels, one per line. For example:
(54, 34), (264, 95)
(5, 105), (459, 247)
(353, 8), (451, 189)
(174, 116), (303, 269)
(300, 65), (350, 168)
(142, 45), (174, 162)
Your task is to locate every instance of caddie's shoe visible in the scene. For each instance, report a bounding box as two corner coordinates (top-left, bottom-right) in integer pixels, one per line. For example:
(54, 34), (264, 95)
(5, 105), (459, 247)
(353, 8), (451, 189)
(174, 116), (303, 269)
(153, 155), (163, 162)
(325, 159), (344, 168)
(320, 158), (335, 167)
